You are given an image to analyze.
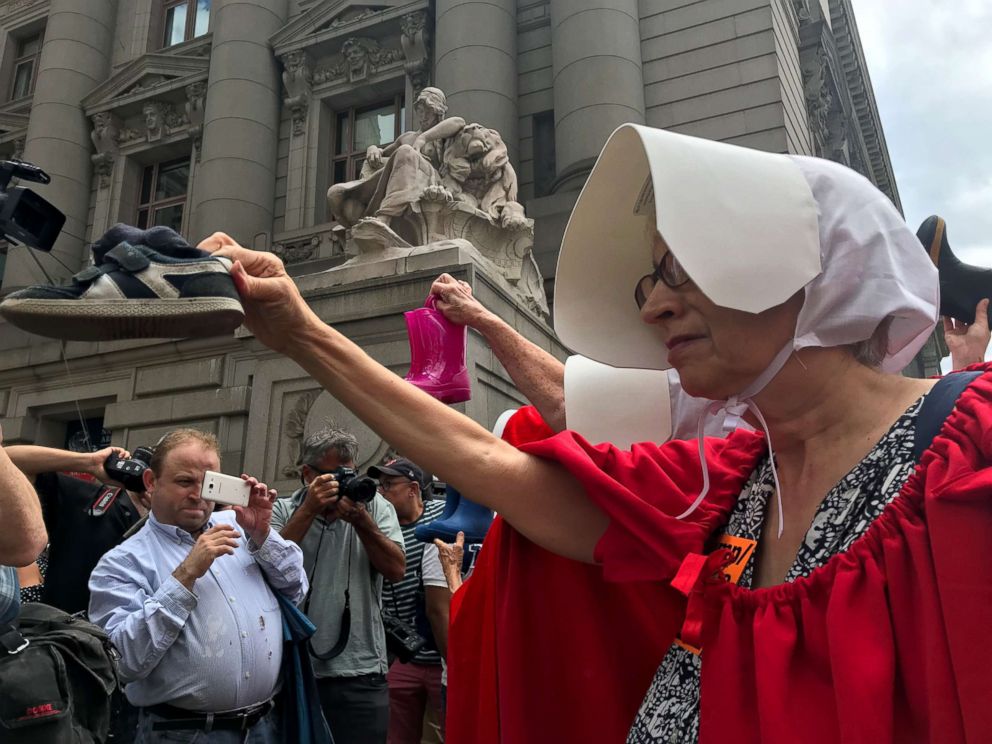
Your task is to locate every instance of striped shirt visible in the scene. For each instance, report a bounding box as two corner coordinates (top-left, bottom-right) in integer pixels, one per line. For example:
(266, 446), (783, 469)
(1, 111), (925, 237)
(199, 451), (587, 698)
(381, 499), (445, 665)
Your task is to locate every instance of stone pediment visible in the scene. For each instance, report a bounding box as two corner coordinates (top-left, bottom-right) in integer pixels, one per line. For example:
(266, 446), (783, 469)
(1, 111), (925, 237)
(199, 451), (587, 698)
(272, 0), (426, 56)
(82, 53), (210, 118)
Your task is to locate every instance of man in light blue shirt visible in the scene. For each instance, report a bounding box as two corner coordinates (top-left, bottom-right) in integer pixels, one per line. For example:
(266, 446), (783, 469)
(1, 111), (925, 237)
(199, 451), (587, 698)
(89, 429), (308, 743)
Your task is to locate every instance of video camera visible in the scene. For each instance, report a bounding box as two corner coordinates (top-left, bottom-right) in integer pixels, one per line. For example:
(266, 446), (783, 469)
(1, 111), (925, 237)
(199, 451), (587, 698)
(104, 446), (155, 492)
(0, 159), (65, 252)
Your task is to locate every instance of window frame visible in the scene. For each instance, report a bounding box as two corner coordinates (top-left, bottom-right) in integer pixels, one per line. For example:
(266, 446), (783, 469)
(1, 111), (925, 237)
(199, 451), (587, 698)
(162, 0), (210, 49)
(330, 94), (405, 186)
(9, 30), (43, 102)
(135, 157), (191, 233)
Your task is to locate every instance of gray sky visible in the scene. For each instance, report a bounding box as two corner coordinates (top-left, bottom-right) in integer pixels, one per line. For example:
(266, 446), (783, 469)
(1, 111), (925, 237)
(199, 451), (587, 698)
(853, 0), (992, 266)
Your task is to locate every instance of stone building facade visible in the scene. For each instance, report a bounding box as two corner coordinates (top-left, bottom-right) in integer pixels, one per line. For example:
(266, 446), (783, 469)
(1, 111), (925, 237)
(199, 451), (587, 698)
(0, 0), (926, 487)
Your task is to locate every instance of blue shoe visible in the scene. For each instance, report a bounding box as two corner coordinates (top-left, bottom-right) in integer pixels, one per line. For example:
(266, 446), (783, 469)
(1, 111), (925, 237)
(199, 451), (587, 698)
(415, 485), (494, 544)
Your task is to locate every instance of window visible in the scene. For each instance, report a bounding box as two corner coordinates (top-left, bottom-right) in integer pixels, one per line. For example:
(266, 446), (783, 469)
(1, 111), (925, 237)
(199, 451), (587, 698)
(136, 158), (190, 232)
(64, 417), (111, 453)
(9, 31), (43, 101)
(163, 0), (210, 48)
(533, 110), (557, 198)
(331, 95), (405, 185)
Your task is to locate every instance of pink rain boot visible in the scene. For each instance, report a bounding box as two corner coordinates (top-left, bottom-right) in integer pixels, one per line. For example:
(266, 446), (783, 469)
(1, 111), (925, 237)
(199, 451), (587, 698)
(403, 294), (471, 403)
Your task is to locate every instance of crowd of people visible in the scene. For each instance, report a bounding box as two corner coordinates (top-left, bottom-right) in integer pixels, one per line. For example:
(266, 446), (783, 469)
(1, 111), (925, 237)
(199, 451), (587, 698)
(2, 123), (991, 744)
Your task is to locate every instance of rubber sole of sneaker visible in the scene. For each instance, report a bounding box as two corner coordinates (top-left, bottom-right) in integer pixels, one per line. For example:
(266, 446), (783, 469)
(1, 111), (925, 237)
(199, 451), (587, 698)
(0, 297), (245, 341)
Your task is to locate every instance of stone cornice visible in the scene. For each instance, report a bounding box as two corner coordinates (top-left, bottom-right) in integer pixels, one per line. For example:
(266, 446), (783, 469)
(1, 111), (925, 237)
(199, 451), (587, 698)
(0, 111), (28, 132)
(0, 0), (50, 29)
(272, 0), (427, 56)
(828, 0), (901, 211)
(82, 52), (210, 117)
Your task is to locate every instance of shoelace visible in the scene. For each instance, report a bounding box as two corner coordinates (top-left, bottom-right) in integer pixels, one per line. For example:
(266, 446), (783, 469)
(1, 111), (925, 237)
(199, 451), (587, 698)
(675, 343), (794, 538)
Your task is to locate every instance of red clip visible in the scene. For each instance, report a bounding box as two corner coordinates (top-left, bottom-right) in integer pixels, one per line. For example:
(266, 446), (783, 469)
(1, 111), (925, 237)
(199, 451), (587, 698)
(670, 549), (733, 649)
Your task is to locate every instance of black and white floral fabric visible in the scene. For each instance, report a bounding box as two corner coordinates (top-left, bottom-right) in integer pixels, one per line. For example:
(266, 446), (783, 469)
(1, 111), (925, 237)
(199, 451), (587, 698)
(627, 397), (924, 744)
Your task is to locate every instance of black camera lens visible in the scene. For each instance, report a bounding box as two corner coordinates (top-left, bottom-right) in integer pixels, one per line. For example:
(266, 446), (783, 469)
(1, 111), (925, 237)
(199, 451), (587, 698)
(333, 467), (378, 503)
(131, 446), (155, 465)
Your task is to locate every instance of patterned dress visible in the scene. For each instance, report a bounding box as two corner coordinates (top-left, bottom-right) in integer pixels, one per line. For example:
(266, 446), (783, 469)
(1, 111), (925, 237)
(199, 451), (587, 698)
(628, 397), (924, 744)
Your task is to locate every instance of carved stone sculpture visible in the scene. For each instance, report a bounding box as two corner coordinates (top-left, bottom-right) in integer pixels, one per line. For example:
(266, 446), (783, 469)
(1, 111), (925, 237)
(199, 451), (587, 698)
(325, 87), (548, 317)
(142, 101), (165, 142)
(318, 37), (403, 84)
(185, 82), (206, 159)
(801, 48), (832, 158)
(281, 50), (312, 136)
(401, 11), (430, 93)
(90, 112), (119, 189)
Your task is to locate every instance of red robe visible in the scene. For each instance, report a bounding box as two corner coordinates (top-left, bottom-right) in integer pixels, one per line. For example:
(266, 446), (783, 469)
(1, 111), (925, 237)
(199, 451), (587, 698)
(446, 372), (992, 743)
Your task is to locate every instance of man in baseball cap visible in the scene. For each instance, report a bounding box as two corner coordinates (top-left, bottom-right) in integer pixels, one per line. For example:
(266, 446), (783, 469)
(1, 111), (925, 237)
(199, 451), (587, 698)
(368, 457), (445, 743)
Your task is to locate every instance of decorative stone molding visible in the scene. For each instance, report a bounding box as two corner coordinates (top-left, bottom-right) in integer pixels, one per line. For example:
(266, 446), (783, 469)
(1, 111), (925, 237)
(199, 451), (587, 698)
(185, 82), (206, 160)
(313, 37), (403, 85)
(801, 48), (832, 157)
(4, 0), (44, 15)
(82, 53), (210, 158)
(271, 224), (345, 265)
(12, 138), (24, 161)
(326, 7), (378, 29)
(272, 235), (319, 264)
(400, 11), (430, 93)
(114, 100), (189, 145)
(280, 50), (312, 136)
(280, 389), (319, 478)
(89, 112), (120, 189)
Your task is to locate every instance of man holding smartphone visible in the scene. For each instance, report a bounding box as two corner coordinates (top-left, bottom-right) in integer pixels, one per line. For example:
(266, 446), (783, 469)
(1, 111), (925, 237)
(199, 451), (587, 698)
(88, 428), (308, 743)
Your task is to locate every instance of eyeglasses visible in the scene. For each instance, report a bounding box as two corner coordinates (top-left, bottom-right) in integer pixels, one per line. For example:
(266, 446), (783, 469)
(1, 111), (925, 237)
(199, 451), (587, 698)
(377, 478), (412, 493)
(634, 251), (690, 309)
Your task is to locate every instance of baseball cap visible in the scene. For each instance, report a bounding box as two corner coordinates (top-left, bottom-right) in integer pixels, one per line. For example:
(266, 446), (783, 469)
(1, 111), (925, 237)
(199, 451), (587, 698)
(367, 458), (429, 490)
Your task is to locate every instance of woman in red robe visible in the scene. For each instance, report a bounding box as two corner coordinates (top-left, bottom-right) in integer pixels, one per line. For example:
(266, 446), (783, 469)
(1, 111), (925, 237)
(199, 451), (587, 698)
(204, 124), (989, 743)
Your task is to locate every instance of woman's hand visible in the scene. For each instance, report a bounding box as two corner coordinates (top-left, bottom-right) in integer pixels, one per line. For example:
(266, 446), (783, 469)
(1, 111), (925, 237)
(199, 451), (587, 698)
(197, 232), (320, 354)
(430, 274), (491, 328)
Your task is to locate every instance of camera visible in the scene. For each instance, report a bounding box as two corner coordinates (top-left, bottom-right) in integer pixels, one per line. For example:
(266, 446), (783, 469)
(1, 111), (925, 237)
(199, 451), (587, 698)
(332, 466), (378, 503)
(0, 160), (65, 251)
(104, 446), (154, 492)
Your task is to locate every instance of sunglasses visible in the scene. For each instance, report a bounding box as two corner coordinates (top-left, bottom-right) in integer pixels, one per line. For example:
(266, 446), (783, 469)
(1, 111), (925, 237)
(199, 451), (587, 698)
(634, 250), (690, 309)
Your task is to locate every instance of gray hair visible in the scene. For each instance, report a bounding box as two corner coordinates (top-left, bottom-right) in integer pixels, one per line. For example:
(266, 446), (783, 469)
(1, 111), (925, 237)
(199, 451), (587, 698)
(298, 426), (358, 467)
(849, 316), (893, 368)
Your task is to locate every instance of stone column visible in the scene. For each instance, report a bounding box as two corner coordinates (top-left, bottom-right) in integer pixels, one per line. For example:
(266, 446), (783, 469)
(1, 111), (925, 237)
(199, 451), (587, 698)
(189, 0), (288, 246)
(434, 0), (518, 163)
(1, 0), (116, 293)
(549, 0), (646, 191)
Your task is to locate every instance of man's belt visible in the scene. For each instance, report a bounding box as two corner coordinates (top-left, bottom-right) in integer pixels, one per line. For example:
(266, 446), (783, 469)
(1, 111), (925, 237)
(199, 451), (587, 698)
(146, 698), (274, 732)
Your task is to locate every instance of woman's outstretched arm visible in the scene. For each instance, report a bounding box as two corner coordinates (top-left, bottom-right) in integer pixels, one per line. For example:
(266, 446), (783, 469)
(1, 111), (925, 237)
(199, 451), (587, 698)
(204, 234), (607, 563)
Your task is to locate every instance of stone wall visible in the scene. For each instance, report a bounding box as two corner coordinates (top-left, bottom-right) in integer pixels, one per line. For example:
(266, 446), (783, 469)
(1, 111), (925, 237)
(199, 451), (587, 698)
(640, 0), (799, 152)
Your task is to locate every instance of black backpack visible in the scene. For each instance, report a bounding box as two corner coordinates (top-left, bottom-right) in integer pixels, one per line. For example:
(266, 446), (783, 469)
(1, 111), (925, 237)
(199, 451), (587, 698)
(0, 603), (118, 743)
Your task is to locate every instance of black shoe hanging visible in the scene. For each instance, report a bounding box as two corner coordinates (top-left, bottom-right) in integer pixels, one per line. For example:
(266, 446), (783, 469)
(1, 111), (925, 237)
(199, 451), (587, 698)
(917, 215), (992, 325)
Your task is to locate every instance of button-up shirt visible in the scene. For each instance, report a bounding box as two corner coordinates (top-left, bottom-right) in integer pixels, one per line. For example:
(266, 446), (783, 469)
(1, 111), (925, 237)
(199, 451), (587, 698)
(88, 510), (307, 712)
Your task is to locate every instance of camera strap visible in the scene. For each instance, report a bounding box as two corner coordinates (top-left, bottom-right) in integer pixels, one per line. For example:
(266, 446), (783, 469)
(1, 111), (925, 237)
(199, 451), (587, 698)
(303, 509), (353, 661)
(87, 485), (121, 517)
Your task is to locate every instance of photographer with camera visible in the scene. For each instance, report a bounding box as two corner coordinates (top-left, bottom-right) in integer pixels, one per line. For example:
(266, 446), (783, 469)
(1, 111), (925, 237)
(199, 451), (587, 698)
(271, 427), (405, 744)
(4, 442), (150, 614)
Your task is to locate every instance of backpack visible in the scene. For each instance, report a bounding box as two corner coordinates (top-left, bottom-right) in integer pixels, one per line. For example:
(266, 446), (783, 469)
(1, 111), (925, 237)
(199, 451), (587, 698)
(0, 603), (118, 743)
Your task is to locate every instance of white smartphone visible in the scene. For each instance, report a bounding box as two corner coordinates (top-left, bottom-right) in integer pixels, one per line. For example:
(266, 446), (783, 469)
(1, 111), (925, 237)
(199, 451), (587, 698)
(201, 471), (251, 507)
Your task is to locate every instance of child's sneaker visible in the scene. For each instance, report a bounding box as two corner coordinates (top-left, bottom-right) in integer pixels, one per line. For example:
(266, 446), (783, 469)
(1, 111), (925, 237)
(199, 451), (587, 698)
(0, 233), (244, 341)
